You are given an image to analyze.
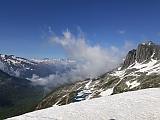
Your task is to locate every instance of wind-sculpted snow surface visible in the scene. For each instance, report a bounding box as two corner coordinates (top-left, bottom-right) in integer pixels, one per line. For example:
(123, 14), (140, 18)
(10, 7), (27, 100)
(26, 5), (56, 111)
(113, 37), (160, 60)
(7, 88), (160, 120)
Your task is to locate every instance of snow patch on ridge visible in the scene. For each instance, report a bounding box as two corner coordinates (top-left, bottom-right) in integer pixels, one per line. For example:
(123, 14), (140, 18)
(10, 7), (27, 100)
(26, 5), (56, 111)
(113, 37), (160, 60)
(126, 81), (140, 89)
(75, 80), (92, 101)
(111, 58), (160, 78)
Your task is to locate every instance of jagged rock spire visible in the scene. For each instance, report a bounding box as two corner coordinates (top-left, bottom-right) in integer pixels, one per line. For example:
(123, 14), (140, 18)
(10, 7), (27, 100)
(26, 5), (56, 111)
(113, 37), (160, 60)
(122, 41), (160, 69)
(122, 49), (136, 69)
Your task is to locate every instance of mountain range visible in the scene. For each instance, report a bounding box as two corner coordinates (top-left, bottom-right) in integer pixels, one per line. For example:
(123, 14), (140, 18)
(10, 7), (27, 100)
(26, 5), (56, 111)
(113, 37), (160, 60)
(0, 56), (76, 119)
(35, 41), (160, 110)
(1, 41), (160, 119)
(0, 55), (76, 79)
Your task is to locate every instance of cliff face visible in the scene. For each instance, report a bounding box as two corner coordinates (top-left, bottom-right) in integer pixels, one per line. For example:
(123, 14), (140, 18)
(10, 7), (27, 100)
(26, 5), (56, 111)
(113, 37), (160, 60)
(122, 41), (160, 69)
(136, 42), (155, 63)
(153, 45), (160, 60)
(122, 49), (136, 69)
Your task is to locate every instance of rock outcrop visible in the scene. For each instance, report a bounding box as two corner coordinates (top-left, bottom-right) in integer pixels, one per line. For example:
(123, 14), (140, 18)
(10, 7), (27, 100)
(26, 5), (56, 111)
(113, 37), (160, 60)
(122, 41), (160, 69)
(136, 41), (155, 63)
(122, 49), (136, 69)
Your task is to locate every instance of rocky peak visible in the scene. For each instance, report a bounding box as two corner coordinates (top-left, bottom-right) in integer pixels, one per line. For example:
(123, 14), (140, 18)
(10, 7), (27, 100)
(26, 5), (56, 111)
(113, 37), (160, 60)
(122, 49), (136, 69)
(122, 41), (160, 69)
(141, 41), (154, 46)
(136, 42), (155, 63)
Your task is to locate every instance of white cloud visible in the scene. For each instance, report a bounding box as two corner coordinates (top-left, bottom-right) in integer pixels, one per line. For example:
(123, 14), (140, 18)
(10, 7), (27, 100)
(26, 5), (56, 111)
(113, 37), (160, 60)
(118, 30), (126, 34)
(30, 30), (135, 90)
(50, 30), (122, 78)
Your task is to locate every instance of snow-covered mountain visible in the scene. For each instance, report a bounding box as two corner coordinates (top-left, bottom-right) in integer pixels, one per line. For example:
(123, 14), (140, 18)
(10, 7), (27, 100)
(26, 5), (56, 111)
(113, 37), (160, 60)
(0, 54), (76, 78)
(35, 41), (160, 109)
(3, 41), (160, 120)
(7, 88), (160, 120)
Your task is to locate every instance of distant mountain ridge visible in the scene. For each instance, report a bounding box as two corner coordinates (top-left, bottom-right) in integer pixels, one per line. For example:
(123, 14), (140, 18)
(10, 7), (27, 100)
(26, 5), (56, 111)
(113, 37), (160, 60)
(0, 54), (76, 79)
(35, 41), (160, 110)
(0, 54), (77, 119)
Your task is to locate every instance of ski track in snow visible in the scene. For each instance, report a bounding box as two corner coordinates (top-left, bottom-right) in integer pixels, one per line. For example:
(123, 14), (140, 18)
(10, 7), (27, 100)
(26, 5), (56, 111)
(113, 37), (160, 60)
(7, 88), (160, 120)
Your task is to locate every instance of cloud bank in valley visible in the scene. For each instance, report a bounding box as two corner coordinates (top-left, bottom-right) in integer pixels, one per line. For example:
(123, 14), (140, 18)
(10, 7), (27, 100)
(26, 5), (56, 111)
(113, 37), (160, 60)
(30, 30), (135, 89)
(50, 30), (122, 77)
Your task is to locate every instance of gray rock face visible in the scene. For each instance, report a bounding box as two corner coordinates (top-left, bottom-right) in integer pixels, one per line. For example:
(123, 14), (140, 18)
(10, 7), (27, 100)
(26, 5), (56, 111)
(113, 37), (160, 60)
(122, 49), (136, 69)
(153, 45), (160, 60)
(122, 41), (160, 69)
(136, 43), (155, 63)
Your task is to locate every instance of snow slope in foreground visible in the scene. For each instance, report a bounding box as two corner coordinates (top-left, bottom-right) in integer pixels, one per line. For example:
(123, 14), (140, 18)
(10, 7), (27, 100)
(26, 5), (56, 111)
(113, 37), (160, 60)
(7, 88), (160, 120)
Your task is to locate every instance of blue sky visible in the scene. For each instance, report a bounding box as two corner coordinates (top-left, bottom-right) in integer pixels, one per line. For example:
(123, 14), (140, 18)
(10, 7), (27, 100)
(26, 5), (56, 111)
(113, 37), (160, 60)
(0, 0), (160, 58)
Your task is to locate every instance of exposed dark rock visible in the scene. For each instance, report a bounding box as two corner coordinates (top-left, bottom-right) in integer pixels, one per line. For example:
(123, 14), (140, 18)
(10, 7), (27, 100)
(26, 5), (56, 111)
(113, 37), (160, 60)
(136, 43), (155, 63)
(122, 49), (136, 69)
(153, 45), (160, 60)
(122, 41), (160, 69)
